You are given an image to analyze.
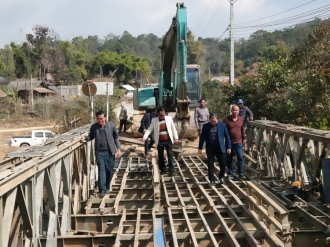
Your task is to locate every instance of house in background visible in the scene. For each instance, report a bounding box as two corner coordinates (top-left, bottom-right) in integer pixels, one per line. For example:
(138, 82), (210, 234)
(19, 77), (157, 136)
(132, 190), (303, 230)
(211, 76), (240, 85)
(7, 79), (56, 103)
(0, 76), (9, 87)
(48, 85), (82, 98)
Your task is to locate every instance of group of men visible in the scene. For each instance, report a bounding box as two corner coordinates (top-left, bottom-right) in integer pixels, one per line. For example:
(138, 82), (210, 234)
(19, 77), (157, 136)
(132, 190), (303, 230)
(82, 98), (253, 196)
(195, 99), (253, 185)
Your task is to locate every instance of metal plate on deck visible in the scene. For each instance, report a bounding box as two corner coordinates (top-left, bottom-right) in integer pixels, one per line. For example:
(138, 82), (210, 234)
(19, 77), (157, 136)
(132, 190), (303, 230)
(7, 145), (58, 157)
(45, 134), (80, 143)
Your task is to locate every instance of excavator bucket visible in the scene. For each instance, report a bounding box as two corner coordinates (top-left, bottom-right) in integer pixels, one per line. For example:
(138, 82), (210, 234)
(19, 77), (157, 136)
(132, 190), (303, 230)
(176, 96), (191, 119)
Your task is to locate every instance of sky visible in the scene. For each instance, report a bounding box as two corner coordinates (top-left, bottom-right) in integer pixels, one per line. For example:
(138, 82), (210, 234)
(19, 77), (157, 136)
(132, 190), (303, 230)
(0, 0), (328, 47)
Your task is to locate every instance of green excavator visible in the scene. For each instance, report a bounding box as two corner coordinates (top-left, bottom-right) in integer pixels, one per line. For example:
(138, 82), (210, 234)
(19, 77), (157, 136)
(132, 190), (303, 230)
(133, 3), (202, 126)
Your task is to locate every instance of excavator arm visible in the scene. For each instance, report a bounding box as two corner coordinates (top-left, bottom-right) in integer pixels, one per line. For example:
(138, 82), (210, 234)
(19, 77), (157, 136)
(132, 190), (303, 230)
(159, 2), (190, 118)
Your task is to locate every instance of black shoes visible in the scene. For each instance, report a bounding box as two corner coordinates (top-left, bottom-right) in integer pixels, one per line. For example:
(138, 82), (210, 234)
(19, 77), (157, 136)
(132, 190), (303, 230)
(209, 180), (215, 187)
(239, 175), (247, 180)
(160, 170), (166, 175)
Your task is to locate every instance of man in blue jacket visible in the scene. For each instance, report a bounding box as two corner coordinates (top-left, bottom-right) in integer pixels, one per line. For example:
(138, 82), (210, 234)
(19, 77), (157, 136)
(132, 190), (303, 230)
(138, 108), (157, 156)
(198, 114), (231, 186)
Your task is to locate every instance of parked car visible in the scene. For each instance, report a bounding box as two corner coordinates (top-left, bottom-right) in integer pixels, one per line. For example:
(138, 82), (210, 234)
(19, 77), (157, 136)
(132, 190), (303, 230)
(8, 130), (56, 147)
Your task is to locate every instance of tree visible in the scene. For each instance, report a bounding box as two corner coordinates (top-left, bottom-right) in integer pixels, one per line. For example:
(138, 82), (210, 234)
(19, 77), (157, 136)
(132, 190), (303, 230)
(0, 45), (16, 79)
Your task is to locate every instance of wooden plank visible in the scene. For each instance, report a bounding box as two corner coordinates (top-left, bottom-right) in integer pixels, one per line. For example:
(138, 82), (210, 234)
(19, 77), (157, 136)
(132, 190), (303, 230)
(119, 136), (144, 145)
(0, 169), (13, 180)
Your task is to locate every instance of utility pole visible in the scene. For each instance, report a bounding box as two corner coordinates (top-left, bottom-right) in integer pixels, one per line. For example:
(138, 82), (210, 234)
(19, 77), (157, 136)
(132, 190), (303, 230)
(229, 0), (236, 86)
(30, 74), (34, 112)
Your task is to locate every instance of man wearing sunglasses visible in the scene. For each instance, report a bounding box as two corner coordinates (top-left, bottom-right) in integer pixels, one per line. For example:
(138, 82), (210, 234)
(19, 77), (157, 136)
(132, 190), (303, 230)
(143, 107), (179, 175)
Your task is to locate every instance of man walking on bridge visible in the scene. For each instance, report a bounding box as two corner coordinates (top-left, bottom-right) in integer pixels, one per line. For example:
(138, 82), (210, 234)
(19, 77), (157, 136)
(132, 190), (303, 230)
(223, 105), (246, 180)
(82, 110), (121, 197)
(237, 99), (253, 129)
(198, 114), (231, 186)
(194, 99), (210, 136)
(138, 108), (158, 156)
(143, 107), (178, 175)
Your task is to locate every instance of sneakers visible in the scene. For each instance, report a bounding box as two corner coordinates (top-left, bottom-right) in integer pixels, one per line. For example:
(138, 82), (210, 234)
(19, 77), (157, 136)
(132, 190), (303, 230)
(209, 180), (215, 187)
(219, 178), (226, 185)
(239, 175), (247, 180)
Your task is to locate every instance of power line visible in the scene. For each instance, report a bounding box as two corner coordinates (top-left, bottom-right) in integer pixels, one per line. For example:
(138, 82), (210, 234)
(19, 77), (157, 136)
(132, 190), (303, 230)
(213, 0), (245, 39)
(234, 16), (325, 39)
(199, 0), (224, 37)
(194, 0), (214, 34)
(233, 10), (330, 33)
(234, 4), (330, 30)
(235, 0), (316, 25)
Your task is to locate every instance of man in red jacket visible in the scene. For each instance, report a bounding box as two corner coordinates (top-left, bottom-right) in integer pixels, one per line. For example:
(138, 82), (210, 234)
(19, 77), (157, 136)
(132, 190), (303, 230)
(223, 105), (246, 180)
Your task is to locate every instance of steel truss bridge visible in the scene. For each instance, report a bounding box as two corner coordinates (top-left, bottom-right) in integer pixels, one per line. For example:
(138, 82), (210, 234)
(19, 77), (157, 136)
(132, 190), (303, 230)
(1, 120), (330, 247)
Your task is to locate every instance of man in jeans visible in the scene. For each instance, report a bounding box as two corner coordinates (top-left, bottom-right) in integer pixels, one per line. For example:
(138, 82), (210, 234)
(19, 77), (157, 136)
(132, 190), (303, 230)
(198, 114), (231, 186)
(237, 98), (253, 129)
(194, 99), (210, 136)
(119, 102), (128, 133)
(143, 107), (178, 175)
(138, 108), (157, 156)
(82, 110), (121, 196)
(223, 105), (246, 180)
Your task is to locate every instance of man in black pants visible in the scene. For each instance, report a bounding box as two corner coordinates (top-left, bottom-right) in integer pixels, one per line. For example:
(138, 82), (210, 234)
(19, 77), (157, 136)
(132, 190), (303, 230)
(119, 102), (128, 133)
(198, 114), (231, 186)
(81, 110), (121, 197)
(143, 107), (179, 175)
(138, 108), (157, 156)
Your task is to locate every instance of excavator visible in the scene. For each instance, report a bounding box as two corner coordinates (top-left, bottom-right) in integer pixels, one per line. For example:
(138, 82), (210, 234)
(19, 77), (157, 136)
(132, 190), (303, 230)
(133, 3), (201, 127)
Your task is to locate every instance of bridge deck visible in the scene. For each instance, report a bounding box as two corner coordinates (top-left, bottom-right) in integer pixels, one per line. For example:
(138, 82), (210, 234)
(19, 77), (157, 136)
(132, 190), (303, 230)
(1, 122), (330, 247)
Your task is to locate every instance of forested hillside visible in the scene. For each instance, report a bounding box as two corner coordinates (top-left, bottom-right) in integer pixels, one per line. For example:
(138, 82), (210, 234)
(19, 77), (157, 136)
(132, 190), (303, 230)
(0, 18), (324, 84)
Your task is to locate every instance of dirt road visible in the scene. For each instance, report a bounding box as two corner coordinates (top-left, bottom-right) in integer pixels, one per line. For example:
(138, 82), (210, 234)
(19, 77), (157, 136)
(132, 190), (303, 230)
(0, 125), (55, 133)
(0, 120), (57, 161)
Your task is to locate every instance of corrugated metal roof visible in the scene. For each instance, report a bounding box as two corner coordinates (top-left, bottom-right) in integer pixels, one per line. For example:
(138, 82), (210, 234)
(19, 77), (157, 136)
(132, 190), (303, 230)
(7, 79), (42, 91)
(0, 76), (9, 86)
(121, 85), (135, 91)
(34, 88), (56, 94)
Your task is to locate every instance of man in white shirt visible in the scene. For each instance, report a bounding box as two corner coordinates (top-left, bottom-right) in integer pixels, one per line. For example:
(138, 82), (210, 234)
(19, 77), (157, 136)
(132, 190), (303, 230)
(143, 107), (179, 175)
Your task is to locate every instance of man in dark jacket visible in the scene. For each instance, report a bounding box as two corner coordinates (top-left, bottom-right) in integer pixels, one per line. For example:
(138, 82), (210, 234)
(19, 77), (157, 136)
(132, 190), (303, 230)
(81, 110), (121, 196)
(198, 114), (231, 186)
(138, 108), (157, 156)
(237, 99), (253, 128)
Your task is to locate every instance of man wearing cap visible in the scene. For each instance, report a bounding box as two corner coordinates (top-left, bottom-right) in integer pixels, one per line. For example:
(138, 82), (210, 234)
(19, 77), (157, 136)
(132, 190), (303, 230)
(237, 99), (253, 129)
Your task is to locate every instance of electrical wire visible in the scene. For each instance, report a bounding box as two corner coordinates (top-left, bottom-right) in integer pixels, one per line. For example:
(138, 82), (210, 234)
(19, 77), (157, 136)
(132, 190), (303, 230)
(235, 0), (316, 25)
(233, 12), (330, 33)
(194, 0), (214, 34)
(213, 0), (246, 39)
(234, 5), (330, 30)
(199, 0), (224, 37)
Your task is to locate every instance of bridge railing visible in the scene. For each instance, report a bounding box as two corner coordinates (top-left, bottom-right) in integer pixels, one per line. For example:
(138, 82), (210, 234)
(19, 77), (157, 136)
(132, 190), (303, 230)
(0, 126), (94, 247)
(246, 120), (330, 189)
